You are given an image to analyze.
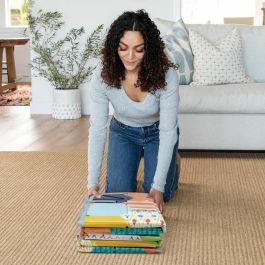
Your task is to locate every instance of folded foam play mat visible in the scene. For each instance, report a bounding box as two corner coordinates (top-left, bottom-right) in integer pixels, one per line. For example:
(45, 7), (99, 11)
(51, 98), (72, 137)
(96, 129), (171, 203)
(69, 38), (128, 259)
(77, 192), (166, 254)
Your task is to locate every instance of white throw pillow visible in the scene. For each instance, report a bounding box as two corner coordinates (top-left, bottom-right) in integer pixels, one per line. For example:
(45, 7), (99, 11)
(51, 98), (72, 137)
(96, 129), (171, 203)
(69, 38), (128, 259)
(189, 28), (251, 86)
(163, 19), (194, 85)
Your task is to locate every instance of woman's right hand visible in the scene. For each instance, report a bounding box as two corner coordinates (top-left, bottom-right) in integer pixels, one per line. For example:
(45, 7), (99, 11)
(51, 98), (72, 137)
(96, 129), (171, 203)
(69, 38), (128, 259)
(87, 186), (101, 197)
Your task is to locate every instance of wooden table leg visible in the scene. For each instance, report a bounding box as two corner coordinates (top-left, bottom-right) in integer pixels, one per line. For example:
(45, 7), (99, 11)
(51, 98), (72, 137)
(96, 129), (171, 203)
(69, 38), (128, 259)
(6, 46), (17, 91)
(0, 38), (29, 93)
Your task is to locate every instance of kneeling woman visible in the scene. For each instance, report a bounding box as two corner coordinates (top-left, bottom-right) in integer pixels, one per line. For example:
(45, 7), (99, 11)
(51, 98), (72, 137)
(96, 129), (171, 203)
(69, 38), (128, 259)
(87, 10), (180, 212)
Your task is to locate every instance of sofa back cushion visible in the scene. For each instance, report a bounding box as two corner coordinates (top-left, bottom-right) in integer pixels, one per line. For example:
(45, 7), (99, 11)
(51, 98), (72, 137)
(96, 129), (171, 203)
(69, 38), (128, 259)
(187, 24), (265, 83)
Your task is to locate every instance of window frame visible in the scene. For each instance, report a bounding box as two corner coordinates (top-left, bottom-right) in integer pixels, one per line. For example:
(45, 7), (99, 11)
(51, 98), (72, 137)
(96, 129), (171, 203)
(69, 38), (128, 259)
(0, 0), (29, 29)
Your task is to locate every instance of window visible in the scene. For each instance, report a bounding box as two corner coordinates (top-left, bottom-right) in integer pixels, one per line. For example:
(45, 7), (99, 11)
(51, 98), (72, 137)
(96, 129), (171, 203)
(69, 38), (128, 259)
(181, 0), (257, 25)
(6, 0), (29, 27)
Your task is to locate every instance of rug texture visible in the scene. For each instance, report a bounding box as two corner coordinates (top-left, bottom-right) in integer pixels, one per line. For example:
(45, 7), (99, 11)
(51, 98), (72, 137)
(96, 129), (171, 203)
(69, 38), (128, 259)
(0, 84), (31, 106)
(0, 151), (265, 265)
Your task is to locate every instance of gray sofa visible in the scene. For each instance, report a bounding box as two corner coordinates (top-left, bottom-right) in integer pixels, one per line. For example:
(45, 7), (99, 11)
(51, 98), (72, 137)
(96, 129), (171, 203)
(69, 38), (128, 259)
(155, 20), (265, 150)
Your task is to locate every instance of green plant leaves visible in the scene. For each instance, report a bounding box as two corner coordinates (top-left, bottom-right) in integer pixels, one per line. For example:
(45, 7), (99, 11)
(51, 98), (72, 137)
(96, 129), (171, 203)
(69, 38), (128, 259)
(28, 8), (104, 89)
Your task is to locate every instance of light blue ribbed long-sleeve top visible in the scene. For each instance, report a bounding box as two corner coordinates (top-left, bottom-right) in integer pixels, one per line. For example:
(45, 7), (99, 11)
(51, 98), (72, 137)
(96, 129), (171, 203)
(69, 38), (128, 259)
(87, 64), (179, 192)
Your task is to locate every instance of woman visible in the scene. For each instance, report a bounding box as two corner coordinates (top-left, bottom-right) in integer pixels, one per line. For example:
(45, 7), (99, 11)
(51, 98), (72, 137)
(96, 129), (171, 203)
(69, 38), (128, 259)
(87, 10), (179, 212)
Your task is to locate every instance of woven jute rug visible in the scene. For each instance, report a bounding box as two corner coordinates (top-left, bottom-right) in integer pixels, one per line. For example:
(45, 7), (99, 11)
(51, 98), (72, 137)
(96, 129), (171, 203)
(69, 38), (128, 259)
(1, 151), (265, 265)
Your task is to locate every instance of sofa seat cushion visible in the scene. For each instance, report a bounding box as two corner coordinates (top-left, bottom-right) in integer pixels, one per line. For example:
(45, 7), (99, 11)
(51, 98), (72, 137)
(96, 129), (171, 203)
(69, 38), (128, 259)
(179, 83), (265, 114)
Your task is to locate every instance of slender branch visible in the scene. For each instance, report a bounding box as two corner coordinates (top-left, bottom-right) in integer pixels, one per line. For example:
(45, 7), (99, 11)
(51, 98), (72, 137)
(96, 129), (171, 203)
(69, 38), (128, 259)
(27, 5), (103, 89)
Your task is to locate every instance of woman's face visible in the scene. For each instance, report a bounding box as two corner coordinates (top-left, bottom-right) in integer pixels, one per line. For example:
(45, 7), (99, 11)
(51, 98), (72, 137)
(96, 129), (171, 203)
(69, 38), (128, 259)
(117, 31), (145, 73)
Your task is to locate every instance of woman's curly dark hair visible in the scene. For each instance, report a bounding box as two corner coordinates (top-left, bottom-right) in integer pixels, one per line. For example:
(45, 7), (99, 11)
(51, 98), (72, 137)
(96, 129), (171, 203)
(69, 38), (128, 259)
(101, 9), (177, 92)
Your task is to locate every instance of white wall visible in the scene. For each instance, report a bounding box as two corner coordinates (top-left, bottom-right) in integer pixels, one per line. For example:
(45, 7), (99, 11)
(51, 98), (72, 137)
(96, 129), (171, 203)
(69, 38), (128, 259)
(0, 0), (6, 26)
(30, 0), (181, 114)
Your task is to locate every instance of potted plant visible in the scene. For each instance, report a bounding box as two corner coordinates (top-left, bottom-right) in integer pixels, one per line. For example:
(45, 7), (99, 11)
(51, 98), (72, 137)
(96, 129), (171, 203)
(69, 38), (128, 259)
(27, 8), (103, 119)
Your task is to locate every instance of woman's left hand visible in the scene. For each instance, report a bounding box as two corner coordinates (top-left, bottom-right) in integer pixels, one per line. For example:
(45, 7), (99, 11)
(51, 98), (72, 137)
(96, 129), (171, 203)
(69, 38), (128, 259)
(147, 188), (165, 213)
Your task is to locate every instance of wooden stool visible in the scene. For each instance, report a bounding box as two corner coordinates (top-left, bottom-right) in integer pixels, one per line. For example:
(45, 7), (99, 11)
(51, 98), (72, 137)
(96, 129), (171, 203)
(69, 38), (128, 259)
(0, 38), (29, 94)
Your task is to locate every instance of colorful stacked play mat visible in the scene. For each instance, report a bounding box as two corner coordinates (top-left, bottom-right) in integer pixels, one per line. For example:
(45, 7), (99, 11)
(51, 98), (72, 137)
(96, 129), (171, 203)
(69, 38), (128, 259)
(77, 193), (166, 254)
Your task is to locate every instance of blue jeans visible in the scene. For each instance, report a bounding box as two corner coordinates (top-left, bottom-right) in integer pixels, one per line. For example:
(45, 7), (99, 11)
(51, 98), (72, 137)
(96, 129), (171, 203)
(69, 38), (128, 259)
(106, 117), (180, 202)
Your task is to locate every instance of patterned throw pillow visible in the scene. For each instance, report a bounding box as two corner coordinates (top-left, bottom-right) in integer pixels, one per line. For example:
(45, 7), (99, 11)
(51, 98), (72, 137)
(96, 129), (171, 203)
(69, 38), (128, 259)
(153, 17), (175, 36)
(189, 28), (251, 86)
(163, 19), (194, 85)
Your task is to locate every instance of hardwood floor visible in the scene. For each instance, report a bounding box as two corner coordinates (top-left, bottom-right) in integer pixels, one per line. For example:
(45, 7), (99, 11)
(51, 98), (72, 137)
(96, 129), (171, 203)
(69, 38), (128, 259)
(0, 106), (89, 151)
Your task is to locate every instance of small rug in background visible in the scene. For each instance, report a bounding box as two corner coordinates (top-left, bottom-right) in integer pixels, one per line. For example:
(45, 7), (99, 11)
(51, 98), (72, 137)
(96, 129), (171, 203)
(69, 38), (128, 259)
(0, 84), (31, 106)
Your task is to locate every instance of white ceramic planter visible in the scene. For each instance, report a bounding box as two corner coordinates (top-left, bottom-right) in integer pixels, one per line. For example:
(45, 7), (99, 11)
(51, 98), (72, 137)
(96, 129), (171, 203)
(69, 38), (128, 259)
(52, 89), (81, 119)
